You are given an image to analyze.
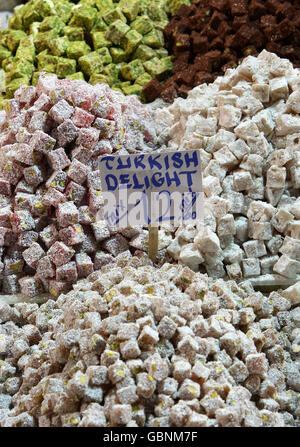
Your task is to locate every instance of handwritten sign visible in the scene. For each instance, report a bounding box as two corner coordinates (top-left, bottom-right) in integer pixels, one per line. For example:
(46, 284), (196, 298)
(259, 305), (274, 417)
(98, 150), (203, 228)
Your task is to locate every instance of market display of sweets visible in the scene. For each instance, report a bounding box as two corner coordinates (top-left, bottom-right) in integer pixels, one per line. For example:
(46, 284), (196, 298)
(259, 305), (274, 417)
(0, 72), (162, 298)
(0, 257), (300, 427)
(0, 0), (190, 103)
(143, 0), (300, 102)
(154, 50), (300, 285)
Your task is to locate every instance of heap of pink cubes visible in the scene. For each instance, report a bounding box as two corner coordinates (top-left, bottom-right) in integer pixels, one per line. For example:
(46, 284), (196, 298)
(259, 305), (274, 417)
(0, 73), (159, 297)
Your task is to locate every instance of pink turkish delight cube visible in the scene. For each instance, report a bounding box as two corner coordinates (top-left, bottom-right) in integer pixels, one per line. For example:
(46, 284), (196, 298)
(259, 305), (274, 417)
(56, 261), (78, 282)
(65, 181), (86, 205)
(43, 188), (66, 207)
(32, 93), (51, 112)
(10, 210), (35, 232)
(0, 178), (11, 196)
(75, 252), (94, 278)
(15, 180), (36, 194)
(72, 107), (94, 128)
(57, 201), (79, 228)
(57, 119), (78, 147)
(31, 130), (56, 155)
(89, 188), (104, 212)
(70, 84), (96, 111)
(9, 113), (26, 133)
(22, 242), (45, 269)
(47, 147), (70, 171)
(87, 170), (102, 190)
(0, 227), (16, 246)
(47, 241), (75, 266)
(1, 160), (23, 185)
(46, 170), (67, 192)
(79, 231), (97, 254)
(91, 220), (110, 242)
(39, 224), (58, 248)
(102, 234), (129, 256)
(19, 276), (44, 297)
(0, 206), (12, 227)
(23, 165), (44, 187)
(71, 145), (92, 164)
(28, 111), (47, 133)
(49, 99), (74, 124)
(16, 127), (32, 144)
(4, 257), (24, 275)
(17, 231), (39, 248)
(14, 192), (35, 211)
(93, 139), (113, 156)
(94, 251), (114, 270)
(36, 256), (55, 279)
(4, 99), (19, 118)
(78, 206), (95, 225)
(36, 72), (57, 97)
(49, 279), (70, 297)
(76, 127), (100, 150)
(7, 143), (35, 166)
(93, 118), (116, 138)
(67, 159), (89, 184)
(15, 85), (36, 107)
(59, 224), (84, 245)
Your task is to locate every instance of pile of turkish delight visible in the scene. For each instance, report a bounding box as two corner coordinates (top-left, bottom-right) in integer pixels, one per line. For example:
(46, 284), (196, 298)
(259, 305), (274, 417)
(0, 258), (299, 427)
(154, 50), (300, 285)
(0, 72), (160, 297)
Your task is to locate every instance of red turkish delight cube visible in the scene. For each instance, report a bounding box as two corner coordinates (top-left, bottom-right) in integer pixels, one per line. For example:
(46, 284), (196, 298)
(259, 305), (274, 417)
(67, 159), (89, 185)
(76, 127), (100, 150)
(56, 261), (78, 282)
(57, 201), (79, 228)
(16, 127), (32, 144)
(72, 107), (94, 128)
(0, 206), (12, 227)
(93, 139), (113, 156)
(10, 210), (35, 232)
(36, 256), (55, 279)
(94, 118), (116, 138)
(2, 275), (20, 293)
(32, 93), (51, 112)
(71, 145), (93, 164)
(4, 257), (24, 275)
(39, 224), (58, 248)
(70, 84), (96, 111)
(14, 192), (35, 211)
(57, 119), (79, 147)
(7, 143), (35, 166)
(65, 181), (86, 205)
(91, 220), (110, 242)
(43, 187), (66, 207)
(47, 147), (70, 171)
(78, 206), (96, 225)
(22, 242), (45, 269)
(75, 252), (94, 278)
(59, 224), (84, 245)
(17, 231), (39, 248)
(49, 99), (74, 124)
(46, 170), (67, 192)
(1, 160), (23, 185)
(15, 180), (36, 194)
(15, 85), (36, 107)
(31, 130), (56, 155)
(19, 276), (44, 297)
(87, 170), (102, 190)
(49, 279), (70, 297)
(0, 178), (11, 196)
(94, 251), (114, 270)
(47, 241), (75, 266)
(4, 99), (19, 119)
(23, 165), (44, 187)
(102, 234), (129, 256)
(28, 111), (47, 132)
(89, 188), (104, 212)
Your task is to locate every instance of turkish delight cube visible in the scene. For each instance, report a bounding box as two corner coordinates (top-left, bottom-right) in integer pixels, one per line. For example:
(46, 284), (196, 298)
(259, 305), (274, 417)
(72, 107), (94, 128)
(65, 181), (86, 205)
(17, 231), (38, 248)
(79, 206), (96, 225)
(88, 188), (104, 211)
(93, 118), (116, 139)
(102, 234), (129, 256)
(76, 128), (100, 150)
(87, 171), (102, 190)
(67, 160), (89, 185)
(57, 119), (79, 147)
(4, 257), (24, 275)
(39, 224), (58, 248)
(49, 279), (70, 297)
(15, 180), (36, 194)
(56, 261), (78, 283)
(49, 99), (74, 124)
(47, 147), (70, 171)
(94, 252), (114, 270)
(22, 242), (45, 269)
(2, 275), (20, 294)
(71, 145), (93, 164)
(2, 160), (23, 185)
(7, 143), (35, 166)
(46, 170), (67, 192)
(31, 130), (56, 155)
(91, 221), (110, 242)
(75, 253), (94, 278)
(36, 256), (55, 279)
(19, 276), (43, 297)
(48, 241), (75, 266)
(0, 178), (11, 196)
(23, 165), (44, 187)
(57, 201), (79, 228)
(28, 111), (47, 133)
(43, 188), (66, 207)
(10, 210), (35, 232)
(59, 224), (84, 245)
